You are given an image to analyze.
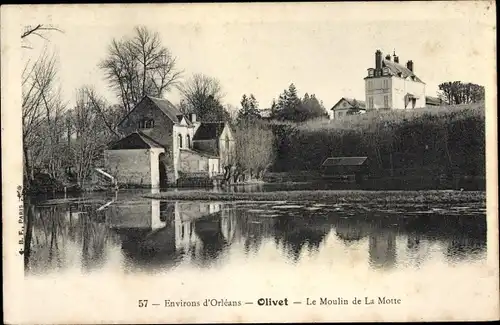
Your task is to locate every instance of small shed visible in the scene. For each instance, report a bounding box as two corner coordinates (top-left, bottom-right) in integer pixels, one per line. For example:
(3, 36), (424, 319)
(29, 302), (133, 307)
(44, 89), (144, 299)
(104, 131), (166, 188)
(321, 156), (369, 182)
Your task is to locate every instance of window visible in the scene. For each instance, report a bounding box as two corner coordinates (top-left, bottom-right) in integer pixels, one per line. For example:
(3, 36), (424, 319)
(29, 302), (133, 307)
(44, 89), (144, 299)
(186, 134), (191, 148)
(338, 112), (343, 118)
(178, 134), (183, 148)
(383, 79), (388, 89)
(368, 97), (374, 109)
(368, 69), (374, 77)
(138, 119), (154, 129)
(384, 95), (389, 108)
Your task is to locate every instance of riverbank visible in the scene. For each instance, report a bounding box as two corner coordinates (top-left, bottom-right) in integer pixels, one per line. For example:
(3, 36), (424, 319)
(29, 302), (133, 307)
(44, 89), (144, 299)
(144, 189), (485, 204)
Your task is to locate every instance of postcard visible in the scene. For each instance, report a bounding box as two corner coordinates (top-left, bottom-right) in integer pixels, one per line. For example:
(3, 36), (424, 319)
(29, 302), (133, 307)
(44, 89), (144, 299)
(2, 2), (498, 323)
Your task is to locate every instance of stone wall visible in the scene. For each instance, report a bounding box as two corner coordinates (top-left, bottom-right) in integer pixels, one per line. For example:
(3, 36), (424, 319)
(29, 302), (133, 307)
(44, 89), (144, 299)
(192, 140), (218, 155)
(179, 149), (210, 175)
(104, 149), (152, 186)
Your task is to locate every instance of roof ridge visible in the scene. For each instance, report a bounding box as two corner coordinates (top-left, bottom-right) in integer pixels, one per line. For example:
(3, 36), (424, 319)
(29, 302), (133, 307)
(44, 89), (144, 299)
(136, 130), (164, 148)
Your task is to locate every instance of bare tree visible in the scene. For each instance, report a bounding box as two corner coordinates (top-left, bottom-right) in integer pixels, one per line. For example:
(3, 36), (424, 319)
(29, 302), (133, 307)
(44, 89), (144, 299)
(80, 86), (122, 137)
(178, 73), (229, 121)
(69, 88), (117, 187)
(22, 49), (64, 183)
(99, 26), (182, 115)
(21, 24), (63, 49)
(234, 120), (275, 180)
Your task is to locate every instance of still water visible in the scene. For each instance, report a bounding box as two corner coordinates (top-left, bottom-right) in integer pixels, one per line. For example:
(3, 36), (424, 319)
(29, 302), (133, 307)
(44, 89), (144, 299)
(20, 188), (493, 322)
(24, 189), (486, 275)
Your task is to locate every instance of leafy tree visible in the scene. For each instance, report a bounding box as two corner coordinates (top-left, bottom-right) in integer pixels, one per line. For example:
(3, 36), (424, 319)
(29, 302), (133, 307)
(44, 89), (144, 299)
(270, 84), (328, 122)
(438, 81), (485, 105)
(237, 94), (261, 123)
(300, 93), (328, 121)
(99, 26), (182, 116)
(271, 83), (300, 121)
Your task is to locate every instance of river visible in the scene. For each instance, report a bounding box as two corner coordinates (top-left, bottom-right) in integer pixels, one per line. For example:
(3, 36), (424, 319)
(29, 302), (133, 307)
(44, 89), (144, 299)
(21, 188), (492, 322)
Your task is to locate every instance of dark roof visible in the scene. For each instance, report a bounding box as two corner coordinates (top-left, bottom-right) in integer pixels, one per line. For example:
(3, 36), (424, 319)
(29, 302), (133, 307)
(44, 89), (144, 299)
(146, 95), (190, 125)
(381, 59), (423, 83)
(107, 131), (164, 150)
(117, 95), (191, 127)
(322, 157), (368, 167)
(193, 122), (226, 141)
(332, 98), (366, 111)
(425, 96), (442, 105)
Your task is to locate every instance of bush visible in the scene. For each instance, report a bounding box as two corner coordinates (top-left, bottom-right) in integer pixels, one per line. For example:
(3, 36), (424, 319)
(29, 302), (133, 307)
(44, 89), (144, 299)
(234, 119), (275, 179)
(270, 103), (486, 177)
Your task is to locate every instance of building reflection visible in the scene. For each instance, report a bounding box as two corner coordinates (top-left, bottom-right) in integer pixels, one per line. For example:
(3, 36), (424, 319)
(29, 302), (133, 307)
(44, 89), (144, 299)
(24, 196), (488, 274)
(368, 230), (397, 269)
(106, 199), (238, 269)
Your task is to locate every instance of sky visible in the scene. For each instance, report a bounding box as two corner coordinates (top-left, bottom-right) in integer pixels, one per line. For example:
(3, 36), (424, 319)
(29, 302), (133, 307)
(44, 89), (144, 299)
(14, 2), (496, 112)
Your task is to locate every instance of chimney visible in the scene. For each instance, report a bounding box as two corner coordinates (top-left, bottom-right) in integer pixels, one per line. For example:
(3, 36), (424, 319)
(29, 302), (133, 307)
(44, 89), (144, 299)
(406, 60), (413, 72)
(190, 112), (197, 123)
(385, 54), (391, 61)
(375, 50), (382, 70)
(393, 51), (399, 63)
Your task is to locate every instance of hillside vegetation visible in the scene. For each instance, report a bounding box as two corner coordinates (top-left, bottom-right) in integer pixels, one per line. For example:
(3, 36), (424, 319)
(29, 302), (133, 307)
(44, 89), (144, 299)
(270, 103), (486, 177)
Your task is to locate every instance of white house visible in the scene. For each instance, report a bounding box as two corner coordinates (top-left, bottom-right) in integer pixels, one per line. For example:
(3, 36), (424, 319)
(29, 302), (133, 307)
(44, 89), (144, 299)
(104, 95), (235, 188)
(365, 50), (426, 110)
(329, 97), (366, 120)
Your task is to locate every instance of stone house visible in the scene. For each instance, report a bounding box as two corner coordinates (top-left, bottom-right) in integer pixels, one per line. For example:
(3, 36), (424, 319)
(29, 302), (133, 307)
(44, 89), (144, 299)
(365, 50), (426, 110)
(329, 97), (366, 120)
(104, 95), (235, 187)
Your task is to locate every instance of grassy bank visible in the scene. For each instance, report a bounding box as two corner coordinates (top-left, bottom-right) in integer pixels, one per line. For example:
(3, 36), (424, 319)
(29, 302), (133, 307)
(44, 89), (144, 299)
(270, 103), (485, 177)
(144, 190), (485, 204)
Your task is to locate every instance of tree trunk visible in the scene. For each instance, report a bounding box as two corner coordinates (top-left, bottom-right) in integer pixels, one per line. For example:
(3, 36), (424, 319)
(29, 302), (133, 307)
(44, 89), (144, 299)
(23, 145), (33, 186)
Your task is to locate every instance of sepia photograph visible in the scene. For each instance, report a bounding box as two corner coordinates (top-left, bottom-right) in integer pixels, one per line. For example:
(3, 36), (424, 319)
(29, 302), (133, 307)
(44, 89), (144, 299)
(2, 2), (498, 323)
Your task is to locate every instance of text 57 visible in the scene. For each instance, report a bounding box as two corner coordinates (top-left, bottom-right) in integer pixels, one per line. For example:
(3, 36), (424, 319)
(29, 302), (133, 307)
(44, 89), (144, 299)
(138, 300), (148, 307)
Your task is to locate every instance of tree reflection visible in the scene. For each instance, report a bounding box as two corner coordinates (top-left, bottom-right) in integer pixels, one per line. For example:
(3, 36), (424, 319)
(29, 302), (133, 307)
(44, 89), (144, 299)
(24, 196), (488, 275)
(273, 214), (329, 262)
(24, 199), (115, 274)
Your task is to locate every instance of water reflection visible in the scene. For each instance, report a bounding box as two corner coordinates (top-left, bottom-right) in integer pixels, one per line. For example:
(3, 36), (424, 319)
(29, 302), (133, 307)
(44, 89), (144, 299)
(24, 194), (487, 276)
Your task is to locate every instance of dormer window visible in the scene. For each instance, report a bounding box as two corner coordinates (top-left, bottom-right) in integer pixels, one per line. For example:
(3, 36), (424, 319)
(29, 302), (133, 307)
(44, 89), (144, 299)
(368, 69), (374, 77)
(138, 119), (154, 129)
(383, 67), (389, 75)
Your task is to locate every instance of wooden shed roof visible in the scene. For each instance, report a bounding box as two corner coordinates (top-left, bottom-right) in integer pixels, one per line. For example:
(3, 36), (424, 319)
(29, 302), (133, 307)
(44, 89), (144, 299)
(322, 156), (368, 167)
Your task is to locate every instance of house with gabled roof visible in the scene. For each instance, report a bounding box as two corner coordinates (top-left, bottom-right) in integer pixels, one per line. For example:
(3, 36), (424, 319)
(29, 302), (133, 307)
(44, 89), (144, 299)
(104, 95), (235, 187)
(365, 50), (426, 110)
(329, 97), (366, 120)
